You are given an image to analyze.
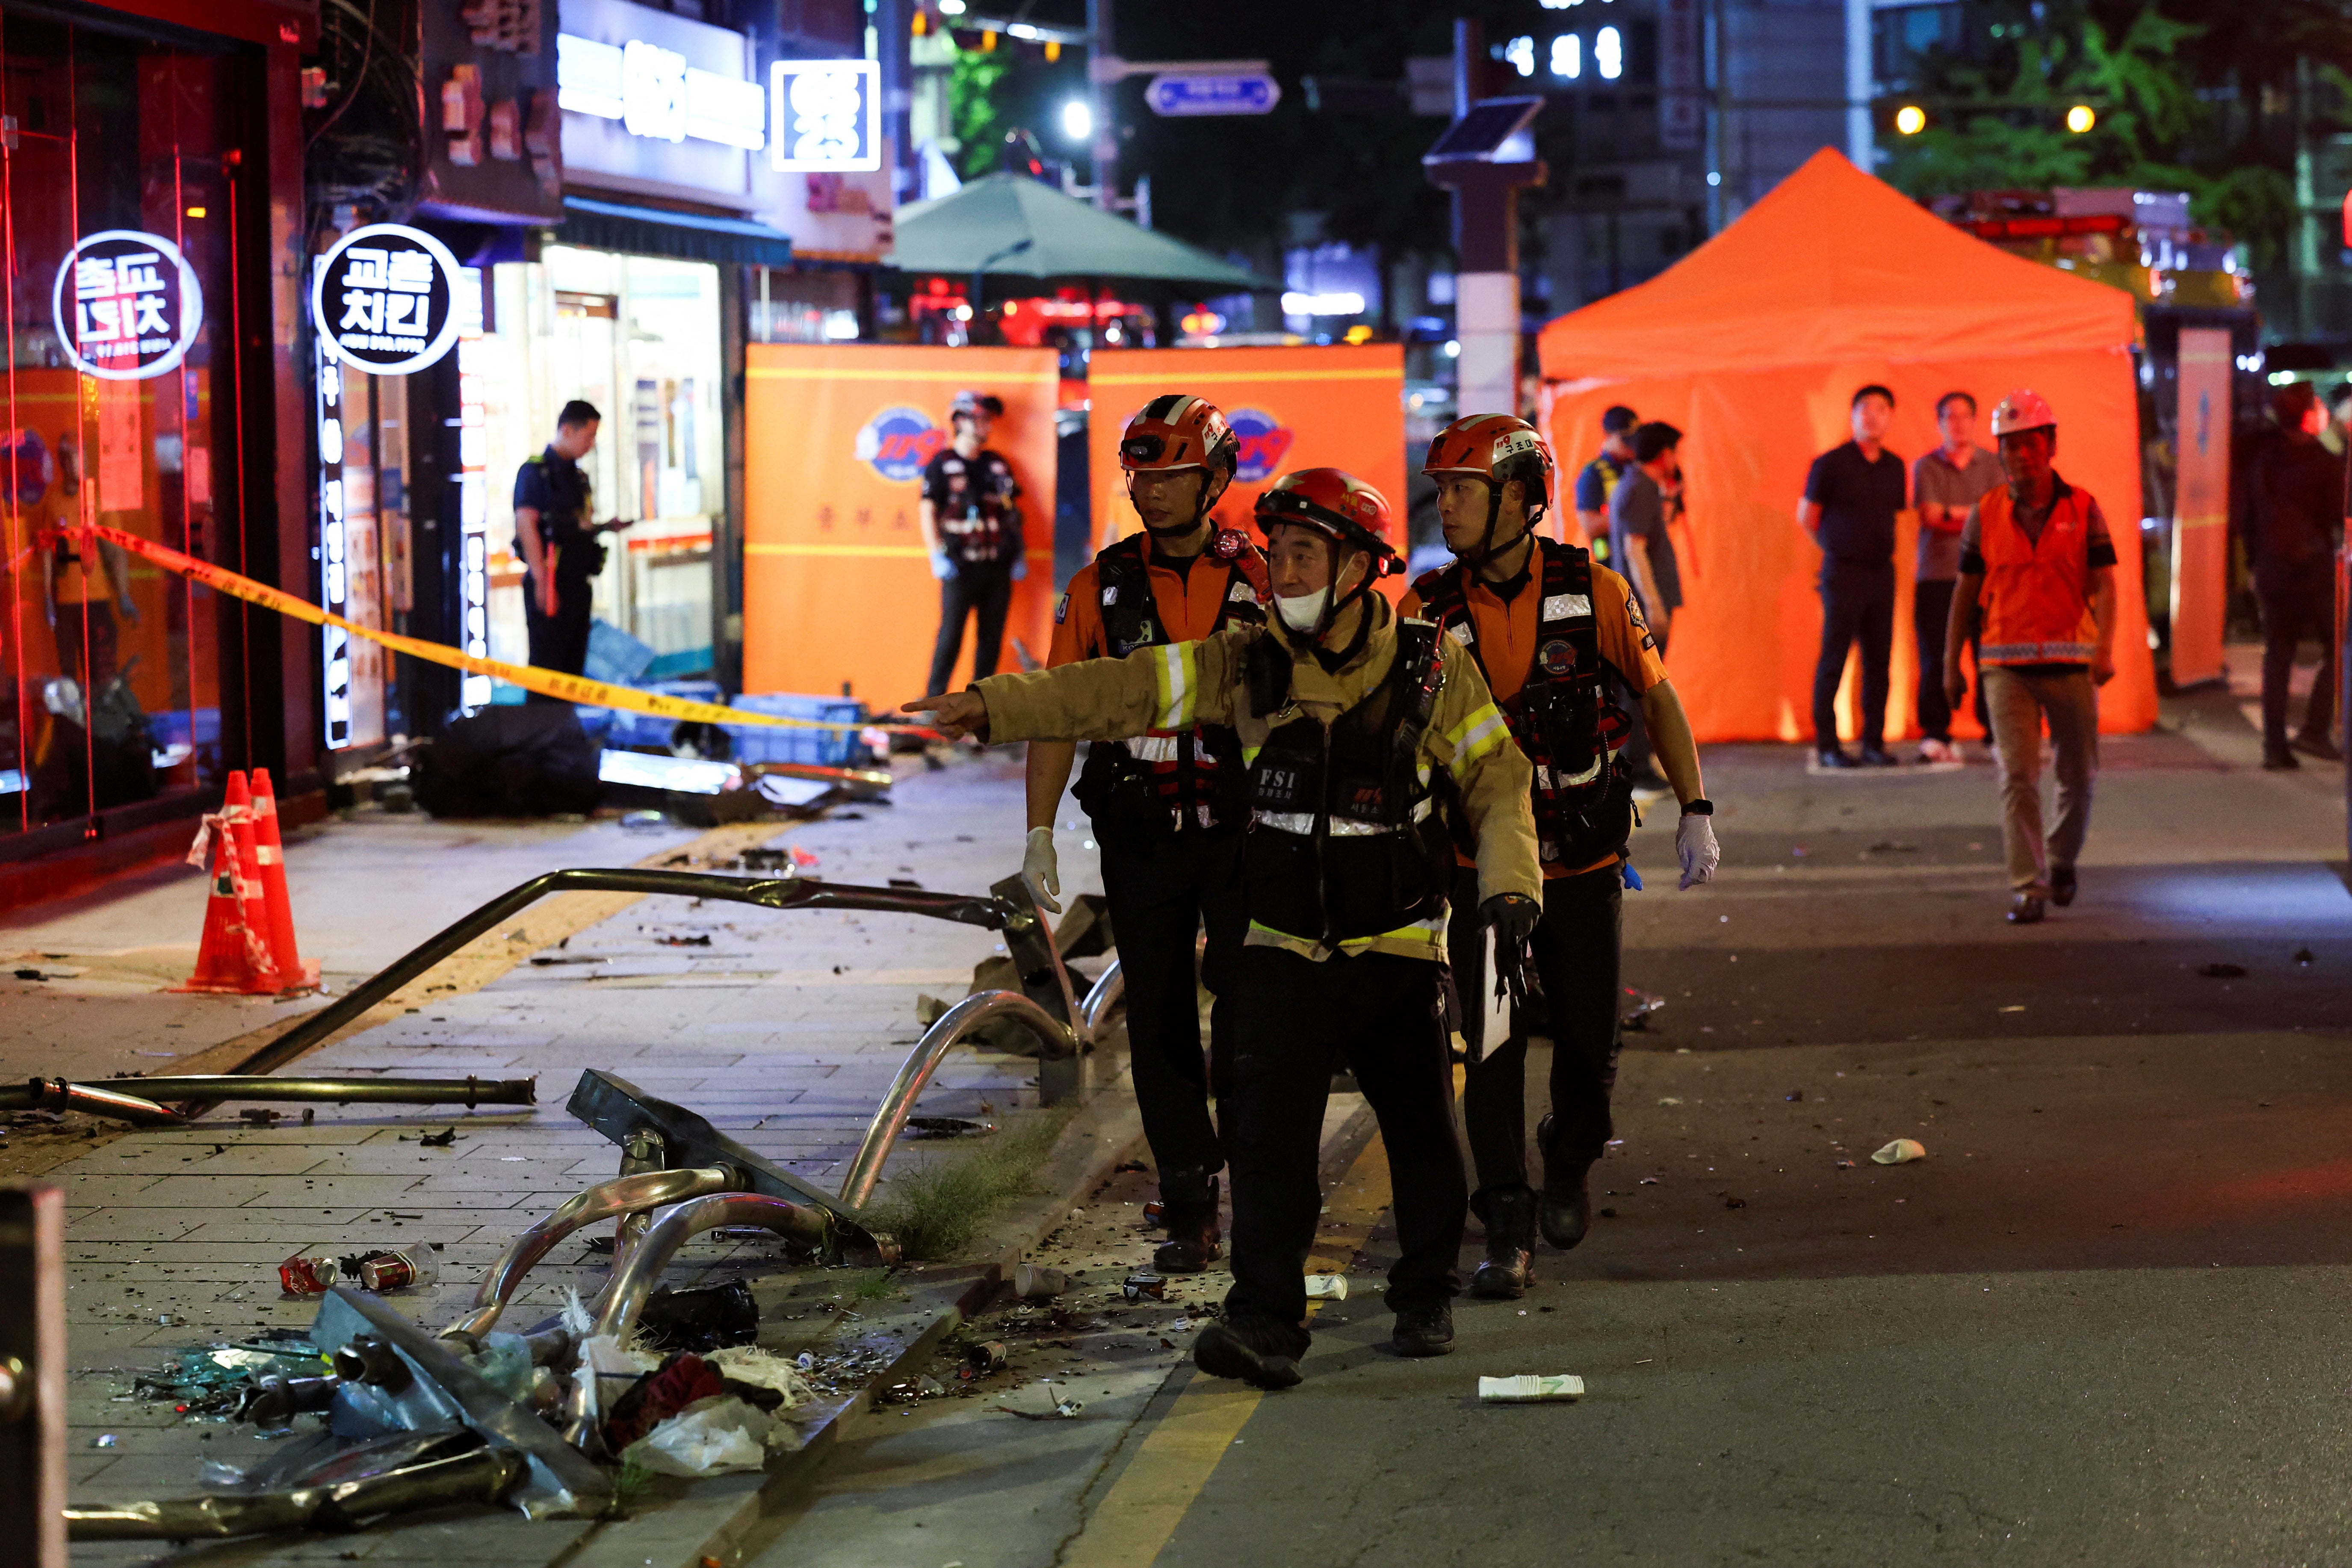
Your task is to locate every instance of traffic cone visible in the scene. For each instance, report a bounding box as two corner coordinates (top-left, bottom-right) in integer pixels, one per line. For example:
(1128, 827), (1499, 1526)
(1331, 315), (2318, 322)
(247, 768), (319, 992)
(173, 772), (282, 995)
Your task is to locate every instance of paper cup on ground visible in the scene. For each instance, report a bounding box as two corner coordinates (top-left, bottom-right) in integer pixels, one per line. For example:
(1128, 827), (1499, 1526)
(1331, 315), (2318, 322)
(1478, 1374), (1585, 1403)
(1012, 1262), (1067, 1299)
(1305, 1274), (1348, 1300)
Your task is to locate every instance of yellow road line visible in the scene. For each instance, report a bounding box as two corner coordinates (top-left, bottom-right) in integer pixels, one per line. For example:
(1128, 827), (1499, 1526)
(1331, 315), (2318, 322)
(1061, 1131), (1393, 1568)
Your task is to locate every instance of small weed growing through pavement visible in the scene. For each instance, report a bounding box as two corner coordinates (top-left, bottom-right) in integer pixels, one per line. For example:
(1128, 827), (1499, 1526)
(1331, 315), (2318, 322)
(866, 1109), (1074, 1261)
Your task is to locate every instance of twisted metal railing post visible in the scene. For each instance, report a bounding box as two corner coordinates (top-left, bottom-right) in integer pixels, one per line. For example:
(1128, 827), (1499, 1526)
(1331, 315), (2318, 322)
(836, 992), (1078, 1210)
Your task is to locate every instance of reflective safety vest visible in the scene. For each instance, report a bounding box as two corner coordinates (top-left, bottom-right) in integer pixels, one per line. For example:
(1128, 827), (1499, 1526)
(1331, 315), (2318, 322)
(1072, 530), (1269, 839)
(1412, 539), (1633, 869)
(1240, 619), (1452, 945)
(1977, 481), (2101, 666)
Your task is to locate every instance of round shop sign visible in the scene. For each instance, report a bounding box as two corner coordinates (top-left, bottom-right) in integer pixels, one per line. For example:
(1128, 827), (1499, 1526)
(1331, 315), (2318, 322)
(312, 223), (464, 375)
(854, 405), (945, 483)
(52, 230), (204, 381)
(1226, 408), (1295, 483)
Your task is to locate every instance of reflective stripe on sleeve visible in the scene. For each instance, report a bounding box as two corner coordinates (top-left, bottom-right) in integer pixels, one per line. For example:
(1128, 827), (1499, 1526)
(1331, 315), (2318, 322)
(1445, 703), (1510, 771)
(1152, 643), (1198, 730)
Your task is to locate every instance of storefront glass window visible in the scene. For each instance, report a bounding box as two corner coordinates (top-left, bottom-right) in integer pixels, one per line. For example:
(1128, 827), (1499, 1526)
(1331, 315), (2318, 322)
(475, 245), (720, 685)
(0, 12), (236, 834)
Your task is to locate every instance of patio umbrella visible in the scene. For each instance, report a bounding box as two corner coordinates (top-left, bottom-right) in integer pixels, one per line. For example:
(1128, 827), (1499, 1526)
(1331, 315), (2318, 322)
(886, 171), (1274, 299)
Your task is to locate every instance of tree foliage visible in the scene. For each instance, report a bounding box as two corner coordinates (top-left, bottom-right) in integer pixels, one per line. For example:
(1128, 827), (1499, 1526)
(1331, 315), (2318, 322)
(1879, 1), (2345, 269)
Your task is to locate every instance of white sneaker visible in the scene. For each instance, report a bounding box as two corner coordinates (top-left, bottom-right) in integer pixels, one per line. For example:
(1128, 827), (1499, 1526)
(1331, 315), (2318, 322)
(1916, 739), (1951, 764)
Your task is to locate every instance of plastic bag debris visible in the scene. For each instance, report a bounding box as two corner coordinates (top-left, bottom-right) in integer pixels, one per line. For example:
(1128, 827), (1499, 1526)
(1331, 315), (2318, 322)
(636, 1279), (758, 1352)
(1871, 1139), (1927, 1165)
(623, 1396), (780, 1477)
(1478, 1374), (1585, 1403)
(706, 1346), (816, 1411)
(1304, 1275), (1348, 1300)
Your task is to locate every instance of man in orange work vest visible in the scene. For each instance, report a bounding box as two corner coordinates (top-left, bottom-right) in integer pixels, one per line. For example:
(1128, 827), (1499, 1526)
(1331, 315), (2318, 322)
(1022, 394), (1269, 1274)
(1941, 390), (2118, 926)
(1404, 413), (1718, 1297)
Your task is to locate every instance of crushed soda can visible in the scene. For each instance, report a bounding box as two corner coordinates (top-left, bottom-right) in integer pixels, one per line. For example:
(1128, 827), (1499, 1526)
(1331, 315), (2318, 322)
(1477, 1373), (1585, 1403)
(965, 1340), (1008, 1375)
(276, 1252), (338, 1296)
(1122, 1272), (1168, 1302)
(1142, 1201), (1166, 1226)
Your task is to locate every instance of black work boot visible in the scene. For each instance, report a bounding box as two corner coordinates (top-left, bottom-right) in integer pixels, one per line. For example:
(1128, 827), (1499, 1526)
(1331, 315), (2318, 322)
(1537, 1116), (1594, 1251)
(1391, 1302), (1455, 1357)
(1194, 1315), (1304, 1389)
(1152, 1168), (1222, 1274)
(1469, 1186), (1536, 1299)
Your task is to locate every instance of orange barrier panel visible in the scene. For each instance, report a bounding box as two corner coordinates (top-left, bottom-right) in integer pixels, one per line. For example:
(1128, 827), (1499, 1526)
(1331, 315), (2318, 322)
(742, 344), (1061, 702)
(1084, 345), (1407, 557)
(1540, 149), (2156, 741)
(2166, 327), (2231, 689)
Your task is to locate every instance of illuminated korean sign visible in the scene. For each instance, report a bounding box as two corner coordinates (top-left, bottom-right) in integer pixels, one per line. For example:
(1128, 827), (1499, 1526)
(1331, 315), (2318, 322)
(556, 30), (765, 149)
(317, 343), (354, 748)
(52, 230), (204, 381)
(313, 224), (464, 375)
(769, 60), (879, 172)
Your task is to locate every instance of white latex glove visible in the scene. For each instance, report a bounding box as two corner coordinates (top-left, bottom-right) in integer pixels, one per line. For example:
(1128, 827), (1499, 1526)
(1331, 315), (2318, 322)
(930, 549), (955, 581)
(1676, 811), (1720, 891)
(1022, 826), (1062, 914)
(1011, 556), (1029, 582)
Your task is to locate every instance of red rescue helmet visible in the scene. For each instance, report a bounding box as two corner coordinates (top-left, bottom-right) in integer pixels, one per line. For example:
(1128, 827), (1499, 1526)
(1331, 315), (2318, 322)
(1421, 411), (1556, 495)
(1253, 467), (1403, 577)
(1118, 393), (1238, 474)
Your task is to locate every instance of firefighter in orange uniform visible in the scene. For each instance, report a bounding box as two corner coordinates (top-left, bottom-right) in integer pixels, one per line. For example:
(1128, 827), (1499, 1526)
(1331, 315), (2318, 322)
(1404, 413), (1719, 1299)
(1022, 394), (1270, 1273)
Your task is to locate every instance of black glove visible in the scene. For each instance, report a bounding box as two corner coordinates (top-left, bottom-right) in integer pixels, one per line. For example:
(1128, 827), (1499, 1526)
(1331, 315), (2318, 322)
(1479, 893), (1543, 1012)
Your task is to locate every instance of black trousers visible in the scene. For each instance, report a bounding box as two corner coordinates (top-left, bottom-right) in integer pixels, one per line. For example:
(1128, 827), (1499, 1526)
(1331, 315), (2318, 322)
(1813, 559), (1895, 751)
(1912, 578), (1989, 743)
(1448, 862), (1624, 1196)
(522, 573), (594, 699)
(2258, 568), (2337, 752)
(1223, 945), (1465, 1347)
(926, 561), (1016, 695)
(1098, 827), (1244, 1181)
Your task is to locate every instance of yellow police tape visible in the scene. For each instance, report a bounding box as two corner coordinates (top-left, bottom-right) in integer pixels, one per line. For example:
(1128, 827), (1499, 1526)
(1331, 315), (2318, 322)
(87, 521), (866, 732)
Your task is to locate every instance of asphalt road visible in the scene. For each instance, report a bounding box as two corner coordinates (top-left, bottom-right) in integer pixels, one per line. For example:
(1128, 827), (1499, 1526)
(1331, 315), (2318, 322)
(752, 732), (2352, 1567)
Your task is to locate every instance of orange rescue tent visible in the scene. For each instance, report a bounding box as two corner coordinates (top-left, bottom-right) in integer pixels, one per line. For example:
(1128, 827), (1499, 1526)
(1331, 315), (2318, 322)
(1538, 148), (2154, 743)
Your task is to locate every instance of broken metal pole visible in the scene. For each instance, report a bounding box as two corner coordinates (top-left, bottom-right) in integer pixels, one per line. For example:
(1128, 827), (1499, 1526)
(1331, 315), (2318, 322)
(0, 1075), (539, 1122)
(65, 1439), (523, 1540)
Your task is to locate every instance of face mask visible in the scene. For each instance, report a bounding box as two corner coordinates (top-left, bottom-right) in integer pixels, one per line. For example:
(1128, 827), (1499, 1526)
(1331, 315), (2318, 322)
(1274, 588), (1330, 633)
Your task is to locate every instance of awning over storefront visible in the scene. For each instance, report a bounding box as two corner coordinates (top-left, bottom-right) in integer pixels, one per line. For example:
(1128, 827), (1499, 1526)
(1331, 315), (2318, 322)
(555, 195), (795, 268)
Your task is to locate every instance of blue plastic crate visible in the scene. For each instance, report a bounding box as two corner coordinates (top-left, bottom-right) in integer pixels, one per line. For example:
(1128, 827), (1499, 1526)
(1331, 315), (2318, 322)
(727, 692), (869, 768)
(583, 618), (657, 686)
(597, 679), (725, 752)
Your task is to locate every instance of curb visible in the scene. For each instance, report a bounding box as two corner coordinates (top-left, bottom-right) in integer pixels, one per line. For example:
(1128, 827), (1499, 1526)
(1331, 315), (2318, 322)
(558, 1068), (1150, 1568)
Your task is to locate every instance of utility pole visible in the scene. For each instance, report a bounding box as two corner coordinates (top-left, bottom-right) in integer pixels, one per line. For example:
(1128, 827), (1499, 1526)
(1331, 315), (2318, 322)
(1088, 0), (1118, 211)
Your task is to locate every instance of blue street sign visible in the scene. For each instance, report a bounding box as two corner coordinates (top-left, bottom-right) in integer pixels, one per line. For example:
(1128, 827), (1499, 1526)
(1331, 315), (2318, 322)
(1144, 73), (1282, 117)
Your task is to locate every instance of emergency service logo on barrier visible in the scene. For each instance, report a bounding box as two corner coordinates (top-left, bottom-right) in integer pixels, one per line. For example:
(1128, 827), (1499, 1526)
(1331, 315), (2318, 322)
(52, 230), (204, 381)
(312, 224), (464, 375)
(854, 405), (945, 482)
(1228, 408), (1294, 483)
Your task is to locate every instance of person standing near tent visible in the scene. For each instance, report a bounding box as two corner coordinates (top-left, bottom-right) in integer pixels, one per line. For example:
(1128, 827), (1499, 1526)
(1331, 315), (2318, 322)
(1608, 420), (1687, 794)
(1941, 390), (2117, 926)
(514, 400), (629, 693)
(1797, 385), (1906, 768)
(2245, 382), (2342, 769)
(1572, 405), (1639, 558)
(920, 390), (1025, 697)
(1406, 412), (1716, 1300)
(905, 468), (1541, 1386)
(1019, 394), (1267, 1276)
(1912, 392), (2005, 761)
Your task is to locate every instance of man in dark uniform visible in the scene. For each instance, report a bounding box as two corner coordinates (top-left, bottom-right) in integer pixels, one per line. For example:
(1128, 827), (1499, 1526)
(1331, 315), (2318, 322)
(1022, 393), (1267, 1274)
(2247, 382), (2344, 768)
(1572, 404), (1638, 560)
(1406, 412), (1718, 1298)
(513, 399), (626, 689)
(920, 390), (1025, 697)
